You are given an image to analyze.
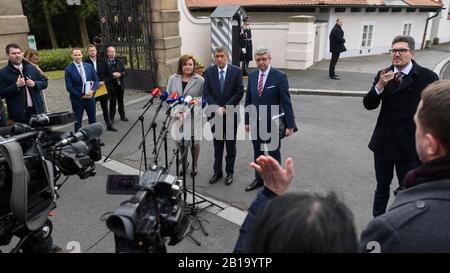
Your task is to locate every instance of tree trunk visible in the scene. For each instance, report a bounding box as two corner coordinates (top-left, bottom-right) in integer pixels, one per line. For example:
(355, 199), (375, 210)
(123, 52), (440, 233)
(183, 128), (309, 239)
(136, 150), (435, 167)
(79, 17), (90, 47)
(45, 14), (59, 48)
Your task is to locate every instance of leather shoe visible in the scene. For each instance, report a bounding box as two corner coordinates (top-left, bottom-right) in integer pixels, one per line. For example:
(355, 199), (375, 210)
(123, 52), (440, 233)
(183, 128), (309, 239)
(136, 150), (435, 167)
(245, 179), (264, 192)
(330, 76), (341, 80)
(225, 174), (233, 185)
(107, 125), (118, 132)
(120, 117), (129, 122)
(209, 173), (223, 184)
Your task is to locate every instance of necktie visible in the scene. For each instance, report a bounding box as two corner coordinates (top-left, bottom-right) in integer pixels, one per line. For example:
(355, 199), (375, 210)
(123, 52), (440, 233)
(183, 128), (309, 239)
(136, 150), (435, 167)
(219, 70), (225, 94)
(394, 72), (404, 86)
(17, 66), (33, 107)
(77, 64), (86, 83)
(257, 73), (265, 97)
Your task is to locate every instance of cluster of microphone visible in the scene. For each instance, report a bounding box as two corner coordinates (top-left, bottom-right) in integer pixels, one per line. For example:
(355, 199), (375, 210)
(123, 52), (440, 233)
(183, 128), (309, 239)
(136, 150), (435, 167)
(142, 87), (207, 110)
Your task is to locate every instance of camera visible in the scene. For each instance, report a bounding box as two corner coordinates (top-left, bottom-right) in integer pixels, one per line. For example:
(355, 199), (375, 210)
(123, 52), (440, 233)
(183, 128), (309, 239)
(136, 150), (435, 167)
(0, 112), (103, 252)
(106, 165), (190, 253)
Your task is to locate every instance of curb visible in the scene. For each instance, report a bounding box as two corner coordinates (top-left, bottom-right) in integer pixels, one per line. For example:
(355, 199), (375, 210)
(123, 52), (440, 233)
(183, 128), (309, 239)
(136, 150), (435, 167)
(433, 56), (450, 79)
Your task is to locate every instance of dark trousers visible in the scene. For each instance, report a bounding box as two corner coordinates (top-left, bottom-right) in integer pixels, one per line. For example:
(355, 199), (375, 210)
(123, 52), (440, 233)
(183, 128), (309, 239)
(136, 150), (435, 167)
(329, 52), (340, 77)
(71, 98), (96, 132)
(252, 137), (281, 182)
(372, 154), (421, 217)
(211, 117), (237, 176)
(13, 106), (37, 124)
(241, 60), (249, 76)
(96, 95), (111, 126)
(109, 83), (125, 121)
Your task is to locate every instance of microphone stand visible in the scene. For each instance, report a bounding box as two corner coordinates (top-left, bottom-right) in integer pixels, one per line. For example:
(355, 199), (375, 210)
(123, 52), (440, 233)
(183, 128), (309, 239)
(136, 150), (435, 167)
(104, 98), (158, 170)
(182, 104), (224, 245)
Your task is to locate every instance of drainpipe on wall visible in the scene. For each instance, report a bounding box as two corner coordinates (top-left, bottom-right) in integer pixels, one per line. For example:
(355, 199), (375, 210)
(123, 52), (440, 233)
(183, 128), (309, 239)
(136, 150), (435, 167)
(421, 10), (440, 49)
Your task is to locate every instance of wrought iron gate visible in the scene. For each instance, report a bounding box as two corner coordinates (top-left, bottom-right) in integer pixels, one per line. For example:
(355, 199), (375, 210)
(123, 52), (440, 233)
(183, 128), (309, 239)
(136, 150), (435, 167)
(97, 0), (156, 91)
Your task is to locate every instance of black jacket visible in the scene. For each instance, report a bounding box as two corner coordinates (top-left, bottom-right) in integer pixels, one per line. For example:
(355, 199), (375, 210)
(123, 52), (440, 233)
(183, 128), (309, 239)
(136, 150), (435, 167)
(107, 58), (126, 89)
(203, 64), (244, 123)
(240, 27), (253, 62)
(85, 57), (113, 84)
(0, 60), (47, 122)
(329, 24), (346, 54)
(363, 60), (439, 160)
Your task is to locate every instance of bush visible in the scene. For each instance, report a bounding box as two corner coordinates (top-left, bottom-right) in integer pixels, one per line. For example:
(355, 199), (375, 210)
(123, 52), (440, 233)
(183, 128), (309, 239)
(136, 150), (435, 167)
(38, 48), (87, 72)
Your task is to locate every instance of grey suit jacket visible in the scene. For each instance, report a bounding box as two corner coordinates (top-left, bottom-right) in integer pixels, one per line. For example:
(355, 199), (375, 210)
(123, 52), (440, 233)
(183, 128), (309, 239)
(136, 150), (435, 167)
(167, 73), (205, 140)
(360, 179), (450, 253)
(166, 73), (204, 98)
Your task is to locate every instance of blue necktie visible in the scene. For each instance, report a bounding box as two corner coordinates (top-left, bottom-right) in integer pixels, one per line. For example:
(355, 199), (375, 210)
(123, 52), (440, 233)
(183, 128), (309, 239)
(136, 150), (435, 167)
(219, 70), (225, 93)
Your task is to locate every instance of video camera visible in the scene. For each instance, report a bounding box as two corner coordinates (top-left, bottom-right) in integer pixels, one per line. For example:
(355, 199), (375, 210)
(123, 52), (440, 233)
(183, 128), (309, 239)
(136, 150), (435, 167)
(106, 165), (190, 253)
(0, 112), (104, 252)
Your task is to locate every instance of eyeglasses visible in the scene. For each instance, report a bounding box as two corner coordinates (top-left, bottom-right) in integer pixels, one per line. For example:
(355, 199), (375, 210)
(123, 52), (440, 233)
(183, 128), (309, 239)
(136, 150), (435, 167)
(389, 48), (412, 55)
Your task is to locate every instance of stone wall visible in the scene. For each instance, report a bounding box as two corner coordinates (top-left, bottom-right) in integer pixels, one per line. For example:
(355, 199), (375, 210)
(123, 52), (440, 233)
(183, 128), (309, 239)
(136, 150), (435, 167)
(0, 0), (29, 66)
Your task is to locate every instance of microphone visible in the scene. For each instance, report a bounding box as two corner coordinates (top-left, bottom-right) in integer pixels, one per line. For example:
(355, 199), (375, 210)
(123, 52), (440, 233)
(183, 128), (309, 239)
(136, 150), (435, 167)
(55, 122), (104, 148)
(159, 91), (169, 102)
(142, 87), (161, 109)
(166, 92), (179, 104)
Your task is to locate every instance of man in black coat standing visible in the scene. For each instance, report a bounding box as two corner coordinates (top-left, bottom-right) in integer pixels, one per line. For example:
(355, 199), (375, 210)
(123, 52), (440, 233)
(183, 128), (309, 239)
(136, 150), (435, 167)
(363, 35), (439, 217)
(86, 44), (117, 132)
(240, 17), (253, 76)
(0, 43), (47, 124)
(329, 18), (346, 80)
(106, 46), (128, 123)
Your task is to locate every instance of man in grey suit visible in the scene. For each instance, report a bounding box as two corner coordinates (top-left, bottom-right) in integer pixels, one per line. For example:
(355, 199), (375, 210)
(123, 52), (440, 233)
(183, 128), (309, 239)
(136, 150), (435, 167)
(360, 80), (450, 252)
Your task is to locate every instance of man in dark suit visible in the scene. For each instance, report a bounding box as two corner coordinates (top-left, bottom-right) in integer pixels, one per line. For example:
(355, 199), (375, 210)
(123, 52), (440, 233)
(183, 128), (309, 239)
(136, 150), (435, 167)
(86, 44), (117, 132)
(64, 48), (99, 132)
(361, 80), (450, 252)
(329, 18), (346, 80)
(244, 46), (295, 192)
(106, 46), (128, 123)
(204, 46), (244, 186)
(0, 43), (47, 124)
(363, 35), (439, 217)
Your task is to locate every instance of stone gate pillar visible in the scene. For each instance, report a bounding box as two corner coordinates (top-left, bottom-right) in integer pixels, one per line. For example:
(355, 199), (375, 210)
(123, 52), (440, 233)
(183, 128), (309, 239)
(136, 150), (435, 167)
(149, 0), (182, 88)
(0, 0), (29, 66)
(286, 15), (315, 70)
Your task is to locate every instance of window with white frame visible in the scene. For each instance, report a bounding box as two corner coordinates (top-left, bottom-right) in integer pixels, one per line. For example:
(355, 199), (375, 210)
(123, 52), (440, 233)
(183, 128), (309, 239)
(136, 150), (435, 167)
(403, 23), (412, 36)
(361, 24), (374, 48)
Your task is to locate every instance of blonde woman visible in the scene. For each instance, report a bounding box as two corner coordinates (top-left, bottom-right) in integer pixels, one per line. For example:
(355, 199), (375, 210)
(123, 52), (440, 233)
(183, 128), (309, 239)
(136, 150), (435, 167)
(24, 49), (49, 112)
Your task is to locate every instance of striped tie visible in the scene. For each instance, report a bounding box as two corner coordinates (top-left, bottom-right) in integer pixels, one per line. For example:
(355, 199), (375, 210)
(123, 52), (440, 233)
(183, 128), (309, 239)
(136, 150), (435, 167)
(257, 73), (265, 97)
(394, 71), (404, 86)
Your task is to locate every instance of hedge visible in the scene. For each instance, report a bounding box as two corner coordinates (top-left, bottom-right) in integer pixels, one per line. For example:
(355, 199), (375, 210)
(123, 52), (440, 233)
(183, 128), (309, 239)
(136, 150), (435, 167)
(38, 48), (87, 72)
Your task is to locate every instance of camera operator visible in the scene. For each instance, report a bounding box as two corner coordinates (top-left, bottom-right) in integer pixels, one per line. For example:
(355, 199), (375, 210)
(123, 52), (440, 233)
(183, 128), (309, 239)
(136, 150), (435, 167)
(0, 43), (48, 124)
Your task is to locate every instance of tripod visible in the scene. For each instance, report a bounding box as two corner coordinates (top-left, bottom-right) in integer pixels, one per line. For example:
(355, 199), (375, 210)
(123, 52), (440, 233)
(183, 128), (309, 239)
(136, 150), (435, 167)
(178, 106), (223, 246)
(104, 99), (158, 170)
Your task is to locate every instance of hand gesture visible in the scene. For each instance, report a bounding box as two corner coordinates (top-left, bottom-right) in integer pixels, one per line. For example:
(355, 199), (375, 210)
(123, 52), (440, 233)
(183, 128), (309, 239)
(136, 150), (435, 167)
(376, 69), (395, 91)
(25, 77), (35, 88)
(250, 155), (294, 195)
(16, 75), (25, 88)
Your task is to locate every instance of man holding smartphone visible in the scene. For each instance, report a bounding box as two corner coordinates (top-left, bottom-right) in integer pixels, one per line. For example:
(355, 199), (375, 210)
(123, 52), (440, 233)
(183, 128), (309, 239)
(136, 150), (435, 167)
(0, 43), (47, 124)
(363, 35), (439, 217)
